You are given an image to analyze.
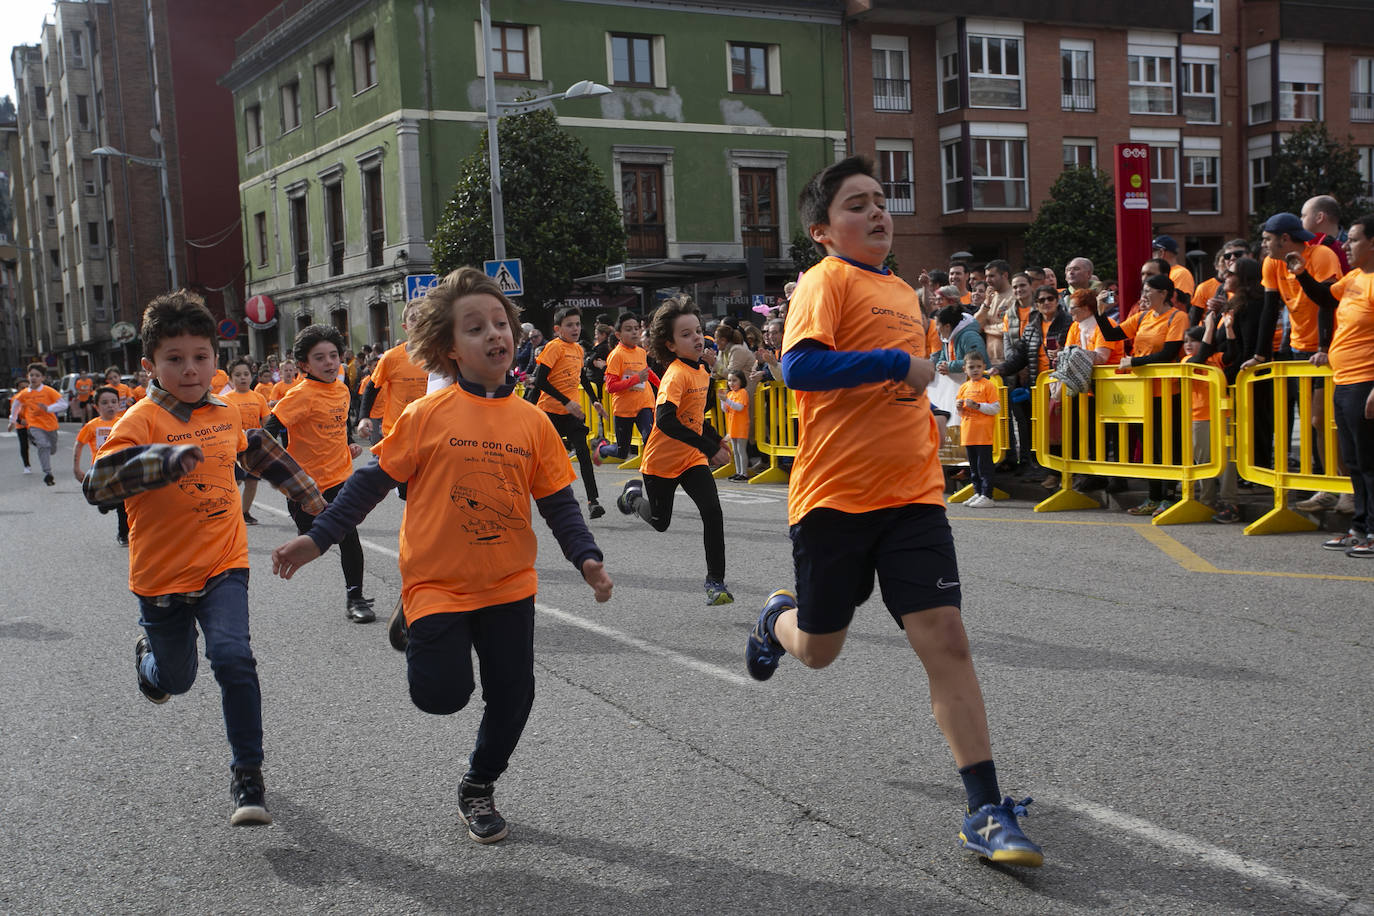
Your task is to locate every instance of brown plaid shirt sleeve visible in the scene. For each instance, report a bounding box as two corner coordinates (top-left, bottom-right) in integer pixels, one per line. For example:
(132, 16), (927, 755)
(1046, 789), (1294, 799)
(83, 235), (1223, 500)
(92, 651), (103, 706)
(241, 428), (326, 514)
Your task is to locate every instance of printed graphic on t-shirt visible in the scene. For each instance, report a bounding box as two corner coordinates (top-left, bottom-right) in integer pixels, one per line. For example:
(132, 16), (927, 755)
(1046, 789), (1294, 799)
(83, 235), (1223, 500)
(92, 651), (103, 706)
(452, 468), (529, 540)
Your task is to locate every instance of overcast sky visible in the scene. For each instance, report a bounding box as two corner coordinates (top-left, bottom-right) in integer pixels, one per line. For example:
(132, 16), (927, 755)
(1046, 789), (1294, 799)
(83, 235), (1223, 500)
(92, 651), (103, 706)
(0, 0), (57, 108)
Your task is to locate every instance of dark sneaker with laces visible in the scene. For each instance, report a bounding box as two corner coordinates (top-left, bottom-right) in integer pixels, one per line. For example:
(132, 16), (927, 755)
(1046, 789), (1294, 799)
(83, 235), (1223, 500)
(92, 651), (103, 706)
(44, 473), (55, 486)
(616, 479), (643, 516)
(229, 767), (272, 826)
(458, 777), (509, 844)
(134, 636), (171, 704)
(346, 595), (376, 623)
(705, 579), (734, 606)
(588, 499), (606, 519)
(959, 796), (1043, 867)
(387, 596), (408, 651)
(1323, 531), (1362, 551)
(746, 589), (795, 681)
(243, 512), (259, 526)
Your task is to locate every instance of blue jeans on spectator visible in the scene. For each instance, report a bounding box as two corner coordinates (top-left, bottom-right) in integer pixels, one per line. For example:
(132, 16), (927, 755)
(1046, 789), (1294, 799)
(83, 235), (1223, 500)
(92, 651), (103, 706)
(1333, 380), (1374, 537)
(136, 568), (262, 770)
(406, 597), (536, 784)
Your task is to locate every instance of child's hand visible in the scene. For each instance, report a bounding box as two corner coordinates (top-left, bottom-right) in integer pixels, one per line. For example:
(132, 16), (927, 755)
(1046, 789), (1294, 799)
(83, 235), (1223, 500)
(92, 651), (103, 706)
(904, 357), (935, 395)
(594, 401), (609, 417)
(168, 446), (204, 480)
(1285, 251), (1305, 275)
(348, 443), (363, 459)
(581, 558), (613, 602)
(272, 536), (322, 580)
(356, 418), (373, 439)
(567, 401), (586, 422)
(711, 444), (731, 467)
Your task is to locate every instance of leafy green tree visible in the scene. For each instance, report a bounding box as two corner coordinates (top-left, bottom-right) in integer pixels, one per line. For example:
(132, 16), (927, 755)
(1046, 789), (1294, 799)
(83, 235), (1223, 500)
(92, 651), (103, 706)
(430, 108), (625, 328)
(1024, 167), (1117, 283)
(1259, 122), (1368, 227)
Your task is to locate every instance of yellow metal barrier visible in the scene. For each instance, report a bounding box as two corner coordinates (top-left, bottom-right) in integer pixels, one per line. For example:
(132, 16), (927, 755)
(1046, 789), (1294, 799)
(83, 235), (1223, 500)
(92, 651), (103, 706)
(751, 380), (797, 484)
(1033, 363), (1230, 525)
(945, 375), (1012, 505)
(1233, 361), (1349, 535)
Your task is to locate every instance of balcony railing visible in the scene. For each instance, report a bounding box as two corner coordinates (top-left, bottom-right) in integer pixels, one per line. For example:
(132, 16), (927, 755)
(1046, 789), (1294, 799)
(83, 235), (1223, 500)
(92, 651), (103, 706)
(329, 240), (344, 277)
(367, 229), (384, 268)
(873, 78), (910, 112)
(1353, 91), (1374, 122)
(1061, 77), (1095, 111)
(742, 225), (779, 258)
(883, 180), (914, 214)
(294, 252), (308, 285)
(625, 223), (667, 259)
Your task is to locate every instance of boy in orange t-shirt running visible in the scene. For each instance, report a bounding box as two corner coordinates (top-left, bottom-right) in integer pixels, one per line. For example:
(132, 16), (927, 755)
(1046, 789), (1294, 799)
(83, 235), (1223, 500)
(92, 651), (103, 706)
(74, 385), (128, 544)
(744, 156), (1042, 868)
(271, 267), (611, 844)
(8, 363), (67, 485)
(532, 306), (609, 518)
(224, 358), (272, 525)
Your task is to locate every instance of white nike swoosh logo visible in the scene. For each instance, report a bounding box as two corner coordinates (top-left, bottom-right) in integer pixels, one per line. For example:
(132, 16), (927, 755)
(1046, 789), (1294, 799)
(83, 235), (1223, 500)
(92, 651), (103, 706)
(936, 578), (960, 589)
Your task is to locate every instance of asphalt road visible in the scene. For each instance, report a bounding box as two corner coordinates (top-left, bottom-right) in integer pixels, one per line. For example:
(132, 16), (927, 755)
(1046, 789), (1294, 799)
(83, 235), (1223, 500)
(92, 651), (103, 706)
(1, 427), (1370, 915)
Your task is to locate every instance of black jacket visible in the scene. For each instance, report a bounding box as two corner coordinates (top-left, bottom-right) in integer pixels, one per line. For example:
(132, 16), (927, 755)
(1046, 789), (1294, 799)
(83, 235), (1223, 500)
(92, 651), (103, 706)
(997, 307), (1071, 389)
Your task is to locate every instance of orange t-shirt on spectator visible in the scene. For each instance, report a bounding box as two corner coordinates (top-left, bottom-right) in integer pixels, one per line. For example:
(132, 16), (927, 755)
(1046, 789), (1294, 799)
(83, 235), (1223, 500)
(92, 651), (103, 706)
(1169, 264), (1195, 297)
(1066, 319), (1124, 364)
(783, 256), (944, 527)
(1328, 269), (1374, 385)
(1189, 352), (1226, 420)
(641, 359), (712, 479)
(1118, 308), (1187, 358)
(373, 385), (574, 623)
(1262, 246), (1341, 353)
(535, 338), (585, 416)
(271, 376), (353, 491)
(723, 387), (750, 440)
(1193, 277), (1220, 312)
(956, 377), (997, 446)
(97, 397), (248, 596)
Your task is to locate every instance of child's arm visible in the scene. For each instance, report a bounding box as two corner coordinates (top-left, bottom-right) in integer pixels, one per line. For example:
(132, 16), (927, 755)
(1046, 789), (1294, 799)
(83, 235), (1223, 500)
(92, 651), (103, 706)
(72, 438), (86, 482)
(357, 377), (380, 437)
(974, 400), (999, 415)
(579, 365), (608, 416)
(83, 444), (203, 506)
(781, 339), (933, 394)
(535, 485), (612, 602)
(272, 460), (401, 578)
(239, 428), (327, 514)
(47, 391), (69, 415)
(654, 399), (723, 459)
(720, 396), (744, 412)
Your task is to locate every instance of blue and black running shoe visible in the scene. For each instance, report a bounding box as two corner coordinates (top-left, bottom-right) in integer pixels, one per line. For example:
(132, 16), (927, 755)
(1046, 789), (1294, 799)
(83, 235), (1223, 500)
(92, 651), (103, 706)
(959, 796), (1044, 867)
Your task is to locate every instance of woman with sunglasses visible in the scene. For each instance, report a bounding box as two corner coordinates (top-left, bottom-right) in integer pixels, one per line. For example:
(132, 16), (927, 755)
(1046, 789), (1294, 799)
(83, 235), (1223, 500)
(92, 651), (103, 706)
(1094, 273), (1188, 515)
(991, 283), (1070, 481)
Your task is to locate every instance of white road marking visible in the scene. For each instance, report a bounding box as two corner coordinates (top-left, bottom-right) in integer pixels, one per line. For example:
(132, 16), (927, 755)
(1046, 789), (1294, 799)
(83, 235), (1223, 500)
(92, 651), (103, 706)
(260, 501), (1367, 912)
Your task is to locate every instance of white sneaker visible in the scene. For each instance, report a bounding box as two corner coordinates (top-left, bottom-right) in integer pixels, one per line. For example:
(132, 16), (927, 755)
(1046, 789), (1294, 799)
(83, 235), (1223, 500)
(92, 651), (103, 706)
(966, 494), (989, 507)
(23, 467), (32, 474)
(1335, 492), (1355, 513)
(1295, 491), (1338, 511)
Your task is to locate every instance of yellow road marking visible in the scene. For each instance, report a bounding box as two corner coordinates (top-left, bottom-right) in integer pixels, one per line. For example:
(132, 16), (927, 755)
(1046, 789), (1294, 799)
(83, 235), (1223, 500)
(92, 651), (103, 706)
(1134, 525), (1220, 573)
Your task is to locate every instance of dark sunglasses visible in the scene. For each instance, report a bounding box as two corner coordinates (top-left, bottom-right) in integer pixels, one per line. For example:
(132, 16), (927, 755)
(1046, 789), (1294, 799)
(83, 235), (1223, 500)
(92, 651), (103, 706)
(1036, 296), (1057, 303)
(1222, 251), (1245, 260)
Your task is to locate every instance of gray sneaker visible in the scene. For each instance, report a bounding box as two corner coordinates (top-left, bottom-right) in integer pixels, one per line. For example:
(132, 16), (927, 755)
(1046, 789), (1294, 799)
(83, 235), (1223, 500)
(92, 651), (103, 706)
(458, 777), (509, 844)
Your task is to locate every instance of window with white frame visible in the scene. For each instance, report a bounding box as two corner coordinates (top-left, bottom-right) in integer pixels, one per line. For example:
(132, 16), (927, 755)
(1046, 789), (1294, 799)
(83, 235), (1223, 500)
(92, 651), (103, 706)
(81, 158), (96, 196)
(728, 42), (780, 94)
(872, 35), (910, 112)
(1149, 144), (1179, 211)
(474, 23), (542, 81)
(1353, 58), (1374, 122)
(1063, 138), (1096, 171)
(875, 139), (913, 214)
(970, 127), (1028, 209)
(610, 33), (656, 87)
(1194, 0), (1218, 33)
(1061, 41), (1095, 111)
(1183, 140), (1221, 212)
(941, 132), (964, 213)
(1248, 137), (1273, 215)
(1248, 46), (1272, 124)
(1278, 43), (1323, 121)
(1128, 51), (1176, 114)
(1357, 147), (1374, 203)
(937, 28), (959, 113)
(967, 33), (1022, 108)
(1181, 54), (1219, 123)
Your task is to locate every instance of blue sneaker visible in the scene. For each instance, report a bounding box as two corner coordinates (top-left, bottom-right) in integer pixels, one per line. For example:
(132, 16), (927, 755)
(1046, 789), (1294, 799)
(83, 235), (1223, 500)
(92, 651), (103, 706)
(746, 589), (795, 681)
(616, 479), (643, 516)
(959, 796), (1043, 867)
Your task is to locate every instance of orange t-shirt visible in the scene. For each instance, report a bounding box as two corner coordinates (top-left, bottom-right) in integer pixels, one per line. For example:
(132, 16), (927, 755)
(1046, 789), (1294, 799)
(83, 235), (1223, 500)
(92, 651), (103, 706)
(272, 376), (353, 490)
(956, 377), (997, 446)
(641, 358), (712, 479)
(1328, 269), (1374, 385)
(1169, 264), (1195, 297)
(75, 377), (94, 403)
(1189, 352), (1225, 420)
(782, 256), (944, 526)
(371, 343), (431, 434)
(129, 385), (147, 403)
(605, 344), (655, 417)
(1066, 318), (1124, 364)
(98, 397), (248, 596)
(1118, 307), (1186, 358)
(12, 385), (62, 431)
(211, 369), (229, 392)
(254, 382), (275, 399)
(1262, 246), (1341, 353)
(535, 337), (585, 416)
(1192, 277), (1220, 312)
(270, 377), (302, 403)
(373, 385), (574, 622)
(223, 389), (270, 430)
(722, 387), (750, 440)
(76, 412), (123, 461)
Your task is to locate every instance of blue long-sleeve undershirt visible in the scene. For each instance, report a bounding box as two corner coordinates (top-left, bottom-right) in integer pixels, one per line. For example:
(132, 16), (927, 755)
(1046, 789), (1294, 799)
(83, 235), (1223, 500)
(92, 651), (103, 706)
(780, 338), (912, 391)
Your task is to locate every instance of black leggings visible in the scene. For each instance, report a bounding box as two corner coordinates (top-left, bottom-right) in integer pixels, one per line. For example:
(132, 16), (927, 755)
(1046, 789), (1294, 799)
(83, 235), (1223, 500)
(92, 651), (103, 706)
(639, 465), (725, 581)
(289, 481), (364, 593)
(16, 426), (30, 467)
(611, 408), (654, 459)
(547, 410), (599, 502)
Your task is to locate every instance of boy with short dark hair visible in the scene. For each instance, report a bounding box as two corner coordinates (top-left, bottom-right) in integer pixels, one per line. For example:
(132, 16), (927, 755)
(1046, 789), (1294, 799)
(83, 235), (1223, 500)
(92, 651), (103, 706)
(74, 385), (129, 545)
(83, 289), (326, 825)
(532, 305), (610, 518)
(744, 156), (1043, 867)
(9, 362), (67, 485)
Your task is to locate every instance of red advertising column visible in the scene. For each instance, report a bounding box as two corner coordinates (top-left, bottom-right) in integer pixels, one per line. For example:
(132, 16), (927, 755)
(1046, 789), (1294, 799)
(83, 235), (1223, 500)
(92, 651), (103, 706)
(1113, 144), (1153, 319)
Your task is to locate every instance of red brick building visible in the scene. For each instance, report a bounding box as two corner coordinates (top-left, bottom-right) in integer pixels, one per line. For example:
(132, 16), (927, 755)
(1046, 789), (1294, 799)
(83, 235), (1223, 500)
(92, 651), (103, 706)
(844, 0), (1374, 278)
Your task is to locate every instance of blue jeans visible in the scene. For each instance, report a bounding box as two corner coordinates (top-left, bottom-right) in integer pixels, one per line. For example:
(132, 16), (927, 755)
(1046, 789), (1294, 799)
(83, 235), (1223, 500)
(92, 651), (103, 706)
(406, 597), (536, 784)
(136, 569), (262, 769)
(1334, 380), (1374, 537)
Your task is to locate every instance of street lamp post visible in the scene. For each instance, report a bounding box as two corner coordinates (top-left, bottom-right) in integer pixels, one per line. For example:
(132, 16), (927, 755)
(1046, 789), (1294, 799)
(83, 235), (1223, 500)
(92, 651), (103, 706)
(480, 0), (611, 261)
(92, 144), (179, 290)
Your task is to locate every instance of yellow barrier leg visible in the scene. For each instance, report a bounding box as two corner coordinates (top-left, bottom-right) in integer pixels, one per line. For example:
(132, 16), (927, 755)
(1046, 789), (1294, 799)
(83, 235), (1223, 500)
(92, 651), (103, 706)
(1244, 486), (1318, 536)
(949, 484), (973, 503)
(749, 454), (789, 485)
(712, 464), (733, 479)
(617, 453), (642, 470)
(1034, 473), (1100, 512)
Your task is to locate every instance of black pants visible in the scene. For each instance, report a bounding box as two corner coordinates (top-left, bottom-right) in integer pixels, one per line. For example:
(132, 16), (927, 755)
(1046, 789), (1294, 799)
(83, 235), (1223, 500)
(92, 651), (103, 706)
(16, 426), (29, 467)
(546, 411), (598, 502)
(1010, 397), (1032, 464)
(406, 597), (536, 784)
(288, 481), (364, 593)
(965, 445), (994, 497)
(611, 408), (654, 459)
(639, 465), (725, 581)
(1334, 380), (1374, 536)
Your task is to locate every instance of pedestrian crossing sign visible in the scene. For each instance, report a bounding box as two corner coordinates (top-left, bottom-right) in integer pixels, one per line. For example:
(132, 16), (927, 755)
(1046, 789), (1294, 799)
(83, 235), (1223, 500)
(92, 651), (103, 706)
(484, 258), (524, 297)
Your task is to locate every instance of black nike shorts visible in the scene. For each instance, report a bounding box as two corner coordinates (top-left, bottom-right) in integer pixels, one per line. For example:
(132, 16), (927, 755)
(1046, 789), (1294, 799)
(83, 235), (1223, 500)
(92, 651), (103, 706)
(790, 502), (962, 634)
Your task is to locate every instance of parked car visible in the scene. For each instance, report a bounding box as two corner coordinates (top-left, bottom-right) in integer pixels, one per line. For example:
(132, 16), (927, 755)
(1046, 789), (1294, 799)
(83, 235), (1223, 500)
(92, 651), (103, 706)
(57, 373), (82, 421)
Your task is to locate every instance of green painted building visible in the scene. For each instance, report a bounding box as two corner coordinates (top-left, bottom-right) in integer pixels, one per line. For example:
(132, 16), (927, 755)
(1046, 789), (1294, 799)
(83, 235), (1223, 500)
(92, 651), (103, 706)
(221, 0), (845, 354)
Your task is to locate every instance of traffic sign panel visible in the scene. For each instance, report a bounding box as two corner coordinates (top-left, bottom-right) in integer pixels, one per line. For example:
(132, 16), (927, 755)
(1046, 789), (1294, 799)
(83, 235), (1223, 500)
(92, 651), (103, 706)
(405, 274), (439, 301)
(218, 319), (240, 340)
(484, 259), (523, 297)
(606, 263), (625, 282)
